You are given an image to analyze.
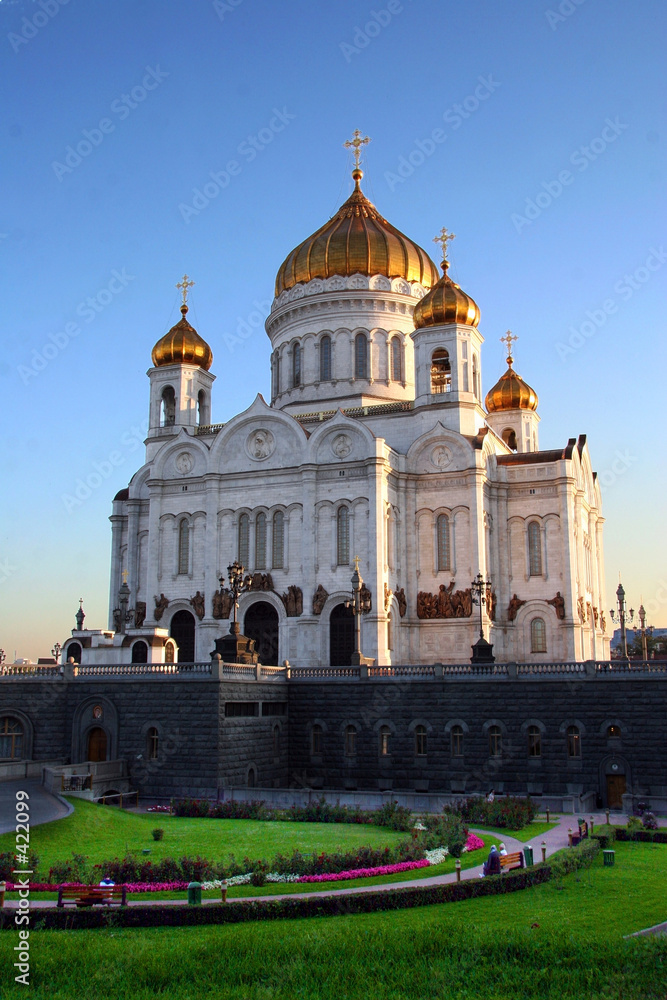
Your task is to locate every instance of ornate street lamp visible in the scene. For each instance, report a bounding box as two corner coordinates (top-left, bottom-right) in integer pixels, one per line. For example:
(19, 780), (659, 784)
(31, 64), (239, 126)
(633, 603), (653, 660)
(347, 557), (373, 667)
(610, 582), (634, 659)
(51, 642), (62, 662)
(219, 561), (250, 636)
(113, 578), (135, 635)
(470, 572), (495, 664)
(210, 562), (258, 665)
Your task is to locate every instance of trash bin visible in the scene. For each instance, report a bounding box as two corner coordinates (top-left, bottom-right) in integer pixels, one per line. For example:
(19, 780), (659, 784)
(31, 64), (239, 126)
(187, 881), (202, 905)
(523, 845), (534, 867)
(603, 850), (615, 867)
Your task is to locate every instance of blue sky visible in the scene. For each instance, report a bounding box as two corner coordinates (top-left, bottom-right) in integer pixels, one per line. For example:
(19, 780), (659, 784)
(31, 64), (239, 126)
(1, 0), (665, 659)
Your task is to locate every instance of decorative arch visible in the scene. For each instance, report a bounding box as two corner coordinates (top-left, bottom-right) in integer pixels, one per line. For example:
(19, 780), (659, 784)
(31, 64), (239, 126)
(71, 698), (119, 765)
(0, 709), (34, 760)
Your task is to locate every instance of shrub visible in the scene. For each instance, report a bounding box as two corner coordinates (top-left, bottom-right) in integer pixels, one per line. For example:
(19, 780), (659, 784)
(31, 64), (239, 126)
(423, 814), (468, 856)
(48, 852), (90, 885)
(443, 796), (537, 830)
(152, 828), (164, 841)
(250, 861), (269, 887)
(548, 838), (600, 879)
(626, 816), (643, 834)
(371, 801), (413, 831)
(0, 850), (39, 881)
(642, 812), (658, 830)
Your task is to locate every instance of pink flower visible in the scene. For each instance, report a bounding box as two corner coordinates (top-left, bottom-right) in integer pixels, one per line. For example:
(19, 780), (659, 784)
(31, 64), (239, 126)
(297, 860), (429, 883)
(465, 834), (485, 851)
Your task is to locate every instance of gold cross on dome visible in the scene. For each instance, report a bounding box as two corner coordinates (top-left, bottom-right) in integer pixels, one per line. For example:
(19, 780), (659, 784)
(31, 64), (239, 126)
(343, 130), (371, 169)
(176, 274), (195, 305)
(433, 227), (456, 264)
(122, 570), (129, 584)
(500, 330), (518, 364)
(353, 555), (361, 572)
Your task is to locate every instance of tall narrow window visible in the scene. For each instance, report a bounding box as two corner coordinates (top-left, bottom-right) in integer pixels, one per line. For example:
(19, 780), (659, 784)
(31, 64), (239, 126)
(345, 725), (357, 756)
(531, 617), (547, 653)
(461, 342), (469, 392)
(147, 727), (159, 760)
(272, 511), (284, 568)
(311, 724), (323, 755)
(178, 519), (189, 575)
(450, 725), (464, 757)
(379, 725), (391, 757)
(528, 725), (542, 758)
(387, 612), (393, 650)
(472, 353), (480, 399)
(161, 385), (176, 426)
(275, 352), (281, 395)
(414, 725), (427, 756)
(320, 335), (332, 381)
(238, 513), (249, 565)
(488, 725), (502, 757)
(436, 514), (450, 571)
(430, 349), (451, 394)
(337, 506), (350, 565)
(291, 344), (301, 388)
(354, 333), (368, 379)
(528, 522), (542, 576)
(197, 390), (209, 425)
(255, 513), (267, 569)
(391, 336), (402, 382)
(567, 725), (581, 758)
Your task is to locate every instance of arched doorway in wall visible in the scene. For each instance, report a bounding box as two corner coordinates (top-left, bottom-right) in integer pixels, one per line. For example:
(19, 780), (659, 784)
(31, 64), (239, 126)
(131, 640), (148, 664)
(67, 642), (82, 664)
(87, 727), (108, 762)
(330, 603), (355, 666)
(244, 602), (279, 665)
(170, 610), (196, 663)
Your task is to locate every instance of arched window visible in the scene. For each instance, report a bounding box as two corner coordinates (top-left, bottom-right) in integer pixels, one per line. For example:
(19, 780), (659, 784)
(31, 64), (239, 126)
(247, 766), (256, 788)
(528, 724), (542, 757)
(272, 511), (284, 568)
(472, 353), (480, 399)
(311, 724), (323, 755)
(255, 513), (267, 569)
(164, 640), (175, 664)
(337, 506), (350, 565)
(567, 725), (581, 758)
(391, 336), (402, 382)
(238, 513), (250, 565)
(197, 390), (209, 425)
(131, 641), (148, 664)
(531, 618), (547, 653)
(414, 725), (427, 756)
(528, 522), (542, 576)
(291, 344), (301, 388)
(161, 385), (176, 426)
(0, 717), (23, 759)
(607, 724), (622, 739)
(178, 519), (189, 575)
(436, 514), (450, 571)
(450, 725), (464, 757)
(147, 727), (159, 760)
(170, 610), (195, 663)
(354, 333), (368, 379)
(431, 349), (451, 394)
(488, 724), (502, 757)
(320, 335), (332, 381)
(344, 725), (357, 757)
(502, 427), (518, 452)
(275, 352), (281, 396)
(379, 725), (391, 757)
(273, 725), (280, 755)
(67, 642), (82, 664)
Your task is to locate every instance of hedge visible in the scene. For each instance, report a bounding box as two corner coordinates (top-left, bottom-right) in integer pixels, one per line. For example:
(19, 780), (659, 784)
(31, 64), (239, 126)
(614, 829), (667, 844)
(171, 797), (413, 831)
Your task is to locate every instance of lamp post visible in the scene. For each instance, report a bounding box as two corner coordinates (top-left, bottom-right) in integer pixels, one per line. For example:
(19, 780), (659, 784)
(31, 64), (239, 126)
(634, 604), (653, 661)
(610, 582), (634, 659)
(347, 557), (372, 667)
(210, 562), (258, 665)
(51, 642), (62, 662)
(113, 580), (135, 635)
(470, 573), (495, 664)
(219, 561), (249, 636)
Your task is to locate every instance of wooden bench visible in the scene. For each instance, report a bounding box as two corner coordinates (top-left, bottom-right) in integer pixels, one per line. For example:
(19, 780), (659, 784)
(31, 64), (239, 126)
(500, 851), (524, 872)
(57, 886), (127, 908)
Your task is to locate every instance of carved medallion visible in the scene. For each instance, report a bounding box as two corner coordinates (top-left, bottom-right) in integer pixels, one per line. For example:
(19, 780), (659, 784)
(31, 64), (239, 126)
(332, 434), (352, 459)
(246, 429), (275, 461)
(175, 451), (194, 475)
(92, 705), (103, 720)
(431, 445), (452, 470)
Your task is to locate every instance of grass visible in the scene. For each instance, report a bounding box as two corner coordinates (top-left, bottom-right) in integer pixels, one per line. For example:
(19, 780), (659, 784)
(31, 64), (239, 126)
(0, 842), (665, 998)
(474, 820), (558, 842)
(0, 798), (406, 876)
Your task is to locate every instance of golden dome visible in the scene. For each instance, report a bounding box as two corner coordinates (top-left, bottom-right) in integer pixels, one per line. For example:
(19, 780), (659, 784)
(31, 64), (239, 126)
(485, 358), (538, 413)
(413, 261), (480, 328)
(151, 305), (213, 370)
(275, 169), (440, 296)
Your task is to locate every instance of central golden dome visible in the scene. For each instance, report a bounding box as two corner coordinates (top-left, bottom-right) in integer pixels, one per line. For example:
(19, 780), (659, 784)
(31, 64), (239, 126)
(152, 305), (213, 370)
(275, 169), (439, 297)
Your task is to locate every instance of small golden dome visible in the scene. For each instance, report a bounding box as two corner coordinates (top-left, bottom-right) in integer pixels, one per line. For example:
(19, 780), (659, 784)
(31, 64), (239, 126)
(275, 170), (440, 296)
(413, 261), (481, 328)
(151, 305), (213, 370)
(485, 358), (538, 413)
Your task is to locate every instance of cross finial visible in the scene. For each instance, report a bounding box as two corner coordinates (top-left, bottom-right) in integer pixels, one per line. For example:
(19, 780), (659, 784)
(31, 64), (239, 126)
(353, 555), (361, 572)
(433, 227), (456, 269)
(343, 130), (371, 170)
(500, 330), (518, 366)
(79, 598), (84, 608)
(176, 274), (195, 306)
(122, 569), (129, 584)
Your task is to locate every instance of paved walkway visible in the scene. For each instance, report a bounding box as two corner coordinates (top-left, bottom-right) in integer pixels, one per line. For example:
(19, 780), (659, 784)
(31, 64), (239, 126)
(1, 811), (626, 909)
(0, 779), (72, 836)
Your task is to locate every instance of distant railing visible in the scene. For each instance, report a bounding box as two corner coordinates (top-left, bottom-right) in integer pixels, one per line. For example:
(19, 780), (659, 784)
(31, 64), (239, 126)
(296, 400), (413, 424)
(517, 662), (585, 675)
(195, 422), (226, 436)
(74, 662), (212, 676)
(0, 664), (61, 677)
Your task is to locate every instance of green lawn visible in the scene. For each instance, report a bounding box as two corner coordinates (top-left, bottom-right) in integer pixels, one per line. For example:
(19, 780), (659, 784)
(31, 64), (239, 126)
(0, 799), (406, 876)
(0, 843), (665, 999)
(474, 820), (558, 842)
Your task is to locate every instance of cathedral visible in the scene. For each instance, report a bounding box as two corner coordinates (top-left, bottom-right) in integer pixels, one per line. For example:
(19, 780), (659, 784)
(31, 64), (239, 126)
(63, 139), (608, 670)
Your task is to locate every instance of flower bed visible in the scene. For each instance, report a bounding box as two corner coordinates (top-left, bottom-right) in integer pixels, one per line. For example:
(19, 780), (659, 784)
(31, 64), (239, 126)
(297, 860), (430, 883)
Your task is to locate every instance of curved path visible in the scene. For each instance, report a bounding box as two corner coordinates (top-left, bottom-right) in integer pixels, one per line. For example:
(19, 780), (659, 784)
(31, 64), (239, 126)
(0, 779), (72, 836)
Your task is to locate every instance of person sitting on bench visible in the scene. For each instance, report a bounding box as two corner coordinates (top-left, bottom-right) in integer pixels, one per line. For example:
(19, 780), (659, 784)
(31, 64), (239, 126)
(482, 845), (501, 876)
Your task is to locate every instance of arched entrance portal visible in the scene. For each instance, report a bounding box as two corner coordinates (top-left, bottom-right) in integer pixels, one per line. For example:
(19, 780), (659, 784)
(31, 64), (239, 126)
(244, 602), (279, 665)
(87, 727), (108, 762)
(330, 603), (354, 666)
(170, 610), (196, 663)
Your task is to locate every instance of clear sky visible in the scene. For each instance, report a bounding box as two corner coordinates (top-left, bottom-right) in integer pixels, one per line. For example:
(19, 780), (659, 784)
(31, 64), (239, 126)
(1, 0), (665, 661)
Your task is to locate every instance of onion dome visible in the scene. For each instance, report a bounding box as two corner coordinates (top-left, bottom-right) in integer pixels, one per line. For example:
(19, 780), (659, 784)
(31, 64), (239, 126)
(275, 168), (439, 296)
(151, 304), (213, 370)
(485, 355), (538, 413)
(413, 259), (480, 329)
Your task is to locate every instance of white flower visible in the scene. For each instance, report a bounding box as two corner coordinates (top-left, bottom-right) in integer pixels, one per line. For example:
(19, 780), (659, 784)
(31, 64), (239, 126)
(425, 846), (450, 865)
